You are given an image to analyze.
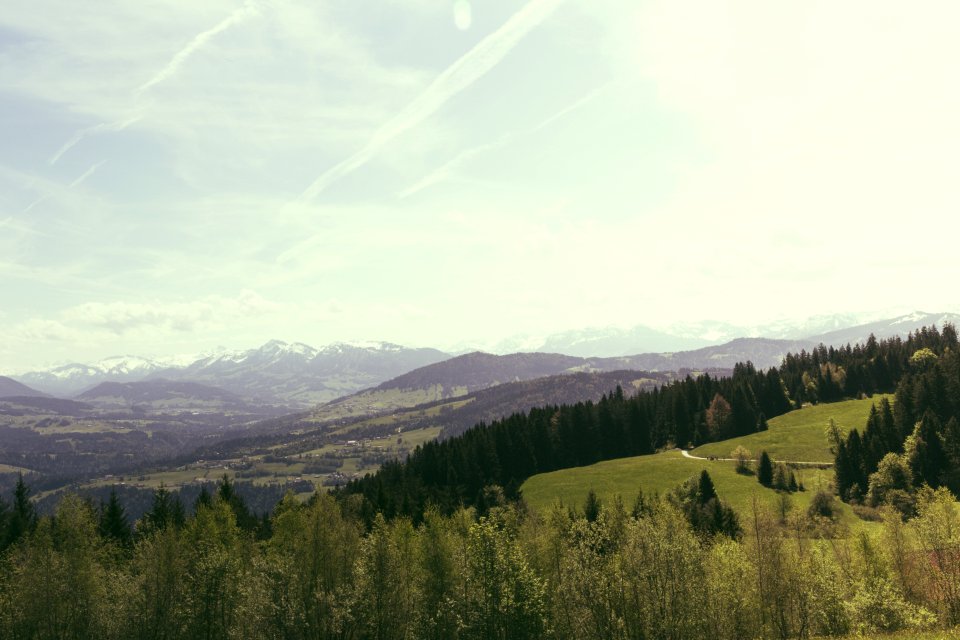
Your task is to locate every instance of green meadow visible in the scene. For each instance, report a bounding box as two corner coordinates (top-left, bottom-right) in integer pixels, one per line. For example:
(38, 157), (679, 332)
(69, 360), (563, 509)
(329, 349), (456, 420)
(693, 395), (893, 463)
(521, 398), (897, 529)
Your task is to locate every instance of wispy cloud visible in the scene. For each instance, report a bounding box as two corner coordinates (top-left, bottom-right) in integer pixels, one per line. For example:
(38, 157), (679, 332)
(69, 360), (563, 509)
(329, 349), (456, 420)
(300, 0), (564, 201)
(60, 290), (280, 335)
(69, 160), (107, 188)
(48, 2), (259, 165)
(19, 159), (108, 214)
(134, 1), (260, 98)
(399, 82), (609, 199)
(49, 115), (141, 165)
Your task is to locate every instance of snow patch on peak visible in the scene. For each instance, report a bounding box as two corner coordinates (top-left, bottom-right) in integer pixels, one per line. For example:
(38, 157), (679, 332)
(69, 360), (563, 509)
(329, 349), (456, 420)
(94, 355), (163, 375)
(320, 341), (401, 353)
(892, 311), (928, 325)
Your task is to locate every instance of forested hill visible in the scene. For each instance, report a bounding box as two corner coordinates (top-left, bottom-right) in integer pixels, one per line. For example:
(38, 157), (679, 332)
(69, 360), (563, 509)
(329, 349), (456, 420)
(340, 361), (793, 521)
(341, 325), (957, 522)
(816, 325), (960, 508)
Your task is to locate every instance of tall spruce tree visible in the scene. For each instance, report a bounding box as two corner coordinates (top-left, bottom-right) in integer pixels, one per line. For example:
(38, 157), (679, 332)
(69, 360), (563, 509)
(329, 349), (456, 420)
(99, 488), (132, 547)
(757, 451), (774, 487)
(5, 473), (36, 548)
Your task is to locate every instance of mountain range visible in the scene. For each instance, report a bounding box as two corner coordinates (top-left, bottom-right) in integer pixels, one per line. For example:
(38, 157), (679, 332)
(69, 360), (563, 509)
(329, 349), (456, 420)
(15, 341), (450, 407)
(486, 311), (959, 357)
(9, 311), (958, 412)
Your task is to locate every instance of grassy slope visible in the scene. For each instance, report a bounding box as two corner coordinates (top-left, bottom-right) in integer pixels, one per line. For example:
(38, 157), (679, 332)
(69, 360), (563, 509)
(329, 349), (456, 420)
(522, 397), (895, 529)
(522, 449), (843, 522)
(693, 395), (893, 463)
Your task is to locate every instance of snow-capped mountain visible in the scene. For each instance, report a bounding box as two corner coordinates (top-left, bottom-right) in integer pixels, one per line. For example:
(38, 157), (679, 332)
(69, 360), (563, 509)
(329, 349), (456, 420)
(15, 356), (166, 396)
(806, 311), (960, 346)
(483, 311), (959, 358)
(13, 340), (450, 408)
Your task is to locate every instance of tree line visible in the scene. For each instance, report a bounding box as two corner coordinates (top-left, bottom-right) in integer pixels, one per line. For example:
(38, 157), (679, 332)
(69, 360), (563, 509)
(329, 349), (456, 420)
(827, 326), (960, 512)
(1, 470), (959, 639)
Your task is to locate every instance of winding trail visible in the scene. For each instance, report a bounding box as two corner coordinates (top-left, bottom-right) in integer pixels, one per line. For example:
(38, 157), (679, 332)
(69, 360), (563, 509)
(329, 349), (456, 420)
(679, 448), (833, 467)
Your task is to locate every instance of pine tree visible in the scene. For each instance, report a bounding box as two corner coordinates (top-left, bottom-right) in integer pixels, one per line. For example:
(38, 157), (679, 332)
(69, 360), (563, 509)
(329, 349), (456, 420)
(194, 485), (213, 512)
(583, 489), (602, 522)
(217, 474), (256, 530)
(99, 488), (132, 547)
(697, 470), (717, 504)
(757, 451), (774, 487)
(5, 473), (36, 548)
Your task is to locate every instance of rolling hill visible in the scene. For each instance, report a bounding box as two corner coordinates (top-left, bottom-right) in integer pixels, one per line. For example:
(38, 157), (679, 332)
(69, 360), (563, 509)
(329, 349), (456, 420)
(312, 340), (798, 423)
(0, 376), (47, 399)
(520, 396), (891, 527)
(75, 379), (272, 414)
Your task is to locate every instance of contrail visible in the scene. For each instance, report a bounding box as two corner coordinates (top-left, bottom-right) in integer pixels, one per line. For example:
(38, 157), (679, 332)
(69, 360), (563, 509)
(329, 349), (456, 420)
(399, 82), (610, 199)
(69, 160), (107, 188)
(134, 1), (259, 98)
(50, 2), (257, 165)
(20, 195), (50, 215)
(300, 0), (564, 202)
(49, 115), (140, 165)
(398, 137), (506, 199)
(20, 160), (107, 215)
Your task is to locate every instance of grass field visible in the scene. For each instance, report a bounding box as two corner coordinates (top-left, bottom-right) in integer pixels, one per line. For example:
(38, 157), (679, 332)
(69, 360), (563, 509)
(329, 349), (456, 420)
(521, 398), (903, 531)
(522, 449), (849, 523)
(693, 395), (893, 463)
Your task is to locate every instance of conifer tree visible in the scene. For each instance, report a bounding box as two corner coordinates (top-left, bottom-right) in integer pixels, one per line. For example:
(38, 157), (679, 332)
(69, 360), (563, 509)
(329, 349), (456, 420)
(99, 487), (132, 547)
(5, 473), (36, 548)
(583, 489), (602, 522)
(697, 470), (717, 504)
(757, 451), (774, 487)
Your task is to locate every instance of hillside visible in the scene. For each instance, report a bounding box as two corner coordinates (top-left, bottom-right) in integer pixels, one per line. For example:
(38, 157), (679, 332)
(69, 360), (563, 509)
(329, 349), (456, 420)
(313, 340), (792, 423)
(188, 369), (676, 463)
(0, 376), (48, 399)
(0, 396), (93, 416)
(520, 449), (856, 526)
(76, 379), (271, 414)
(520, 396), (892, 522)
(692, 396), (891, 463)
(613, 338), (813, 371)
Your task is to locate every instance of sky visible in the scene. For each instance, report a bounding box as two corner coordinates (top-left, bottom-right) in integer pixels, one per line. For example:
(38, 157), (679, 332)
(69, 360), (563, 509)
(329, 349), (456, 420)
(2, 0), (960, 372)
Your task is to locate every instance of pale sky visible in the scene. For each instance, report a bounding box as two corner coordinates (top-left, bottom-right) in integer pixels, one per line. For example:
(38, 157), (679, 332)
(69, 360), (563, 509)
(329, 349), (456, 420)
(2, 0), (959, 371)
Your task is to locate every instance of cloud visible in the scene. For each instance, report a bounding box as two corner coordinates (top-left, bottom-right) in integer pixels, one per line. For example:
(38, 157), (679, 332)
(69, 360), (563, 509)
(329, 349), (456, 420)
(134, 1), (260, 98)
(59, 290), (281, 335)
(398, 82), (610, 198)
(69, 160), (107, 188)
(299, 0), (564, 201)
(49, 115), (141, 165)
(47, 2), (257, 165)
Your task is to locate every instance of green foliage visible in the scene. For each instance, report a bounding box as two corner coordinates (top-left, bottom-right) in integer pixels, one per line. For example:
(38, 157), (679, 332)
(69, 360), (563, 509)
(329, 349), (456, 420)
(808, 490), (836, 520)
(1, 475), (960, 638)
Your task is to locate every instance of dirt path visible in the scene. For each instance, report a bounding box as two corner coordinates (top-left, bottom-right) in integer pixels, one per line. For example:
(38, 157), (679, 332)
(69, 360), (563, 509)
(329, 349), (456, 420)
(679, 448), (832, 467)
